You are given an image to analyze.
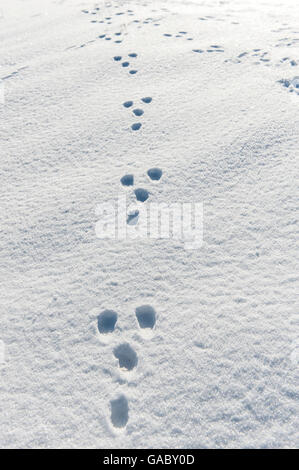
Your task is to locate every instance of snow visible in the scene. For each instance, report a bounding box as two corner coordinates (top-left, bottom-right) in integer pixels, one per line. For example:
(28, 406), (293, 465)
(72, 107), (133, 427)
(0, 0), (298, 449)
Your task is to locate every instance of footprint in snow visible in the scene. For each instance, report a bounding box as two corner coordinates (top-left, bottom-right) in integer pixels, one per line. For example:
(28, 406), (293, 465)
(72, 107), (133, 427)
(120, 174), (134, 186)
(278, 76), (299, 94)
(147, 167), (163, 181)
(97, 310), (118, 334)
(163, 31), (193, 41)
(113, 53), (138, 75)
(122, 97), (153, 131)
(141, 97), (152, 104)
(193, 45), (224, 55)
(110, 395), (129, 428)
(135, 305), (157, 329)
(123, 100), (133, 108)
(113, 343), (138, 371)
(120, 167), (163, 224)
(97, 304), (157, 428)
(134, 188), (149, 202)
(133, 108), (144, 116)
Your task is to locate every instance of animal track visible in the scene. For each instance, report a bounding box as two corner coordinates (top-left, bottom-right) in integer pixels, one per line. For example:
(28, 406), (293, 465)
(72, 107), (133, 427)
(123, 97), (152, 131)
(114, 343), (138, 371)
(97, 303), (157, 429)
(98, 310), (118, 334)
(110, 395), (129, 428)
(85, 3), (169, 430)
(127, 209), (139, 225)
(120, 167), (163, 221)
(134, 188), (149, 202)
(225, 47), (298, 68)
(123, 101), (133, 108)
(135, 305), (156, 329)
(147, 167), (162, 181)
(80, 3), (183, 50)
(141, 97), (152, 104)
(192, 44), (224, 55)
(133, 108), (144, 116)
(163, 31), (194, 41)
(1, 65), (29, 81)
(278, 76), (299, 94)
(121, 174), (134, 186)
(113, 53), (138, 75)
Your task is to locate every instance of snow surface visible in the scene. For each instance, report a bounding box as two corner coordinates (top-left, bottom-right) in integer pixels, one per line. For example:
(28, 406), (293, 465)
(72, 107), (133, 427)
(0, 0), (298, 449)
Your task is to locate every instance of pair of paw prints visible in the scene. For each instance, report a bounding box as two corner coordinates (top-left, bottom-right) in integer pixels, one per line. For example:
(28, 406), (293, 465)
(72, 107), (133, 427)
(120, 167), (163, 224)
(122, 96), (152, 131)
(97, 305), (157, 428)
(113, 53), (138, 75)
(98, 305), (156, 335)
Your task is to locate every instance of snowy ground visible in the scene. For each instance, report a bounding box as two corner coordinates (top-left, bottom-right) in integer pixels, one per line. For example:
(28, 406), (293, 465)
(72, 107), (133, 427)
(0, 0), (298, 449)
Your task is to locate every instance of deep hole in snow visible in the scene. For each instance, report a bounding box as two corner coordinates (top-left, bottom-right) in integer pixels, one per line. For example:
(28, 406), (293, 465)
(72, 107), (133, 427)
(114, 343), (138, 371)
(134, 188), (149, 202)
(127, 209), (139, 225)
(133, 108), (144, 116)
(135, 305), (156, 329)
(141, 96), (152, 104)
(110, 395), (129, 428)
(121, 174), (134, 186)
(131, 122), (142, 131)
(147, 167), (162, 181)
(97, 310), (117, 333)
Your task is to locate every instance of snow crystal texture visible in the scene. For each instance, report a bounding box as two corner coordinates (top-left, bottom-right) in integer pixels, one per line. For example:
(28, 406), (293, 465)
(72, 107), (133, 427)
(0, 0), (298, 449)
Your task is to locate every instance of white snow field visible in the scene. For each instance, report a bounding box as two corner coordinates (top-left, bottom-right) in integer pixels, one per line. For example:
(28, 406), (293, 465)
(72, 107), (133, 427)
(0, 0), (298, 449)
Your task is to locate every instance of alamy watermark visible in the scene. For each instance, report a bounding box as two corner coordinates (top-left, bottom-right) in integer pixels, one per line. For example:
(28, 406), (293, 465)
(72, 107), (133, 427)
(95, 195), (203, 250)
